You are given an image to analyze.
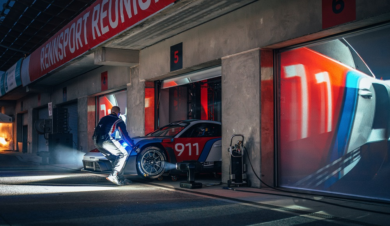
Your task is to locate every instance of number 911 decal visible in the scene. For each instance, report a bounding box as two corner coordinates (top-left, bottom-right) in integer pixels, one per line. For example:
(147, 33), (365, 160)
(175, 143), (199, 156)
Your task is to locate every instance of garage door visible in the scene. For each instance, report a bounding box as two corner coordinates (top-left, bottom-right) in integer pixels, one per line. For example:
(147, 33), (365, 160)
(62, 103), (78, 150)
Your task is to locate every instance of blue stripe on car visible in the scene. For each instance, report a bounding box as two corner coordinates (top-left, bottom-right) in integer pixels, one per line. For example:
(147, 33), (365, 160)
(198, 138), (221, 162)
(131, 138), (164, 156)
(325, 71), (360, 188)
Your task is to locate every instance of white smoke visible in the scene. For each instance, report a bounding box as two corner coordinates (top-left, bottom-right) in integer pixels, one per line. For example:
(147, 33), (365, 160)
(51, 145), (85, 168)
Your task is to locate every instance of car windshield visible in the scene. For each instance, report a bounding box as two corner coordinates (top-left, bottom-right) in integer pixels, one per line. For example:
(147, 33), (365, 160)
(146, 123), (188, 137)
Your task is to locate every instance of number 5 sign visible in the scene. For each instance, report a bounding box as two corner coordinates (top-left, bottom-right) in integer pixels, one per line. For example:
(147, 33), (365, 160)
(322, 0), (356, 29)
(170, 43), (183, 71)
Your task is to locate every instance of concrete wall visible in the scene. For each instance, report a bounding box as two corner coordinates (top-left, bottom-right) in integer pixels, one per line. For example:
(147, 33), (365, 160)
(221, 49), (261, 187)
(127, 66), (145, 137)
(1, 104), (15, 116)
(50, 66), (130, 104)
(140, 0), (390, 80)
(77, 97), (88, 152)
(139, 0), (321, 80)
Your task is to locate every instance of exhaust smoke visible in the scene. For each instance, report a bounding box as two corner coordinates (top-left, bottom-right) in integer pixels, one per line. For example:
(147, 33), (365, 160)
(163, 162), (177, 171)
(50, 145), (86, 168)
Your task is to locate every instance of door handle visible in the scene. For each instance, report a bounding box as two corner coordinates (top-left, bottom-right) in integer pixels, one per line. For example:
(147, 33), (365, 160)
(359, 89), (372, 99)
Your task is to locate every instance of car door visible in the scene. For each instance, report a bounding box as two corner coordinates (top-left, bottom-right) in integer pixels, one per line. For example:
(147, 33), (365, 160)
(173, 123), (221, 163)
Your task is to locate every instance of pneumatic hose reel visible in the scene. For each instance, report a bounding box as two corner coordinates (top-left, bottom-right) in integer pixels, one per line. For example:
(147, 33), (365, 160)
(227, 134), (251, 187)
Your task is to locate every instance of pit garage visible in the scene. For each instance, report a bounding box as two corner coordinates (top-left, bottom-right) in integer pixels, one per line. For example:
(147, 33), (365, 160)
(83, 67), (224, 180)
(142, 66), (224, 179)
(83, 90), (128, 171)
(158, 66), (222, 125)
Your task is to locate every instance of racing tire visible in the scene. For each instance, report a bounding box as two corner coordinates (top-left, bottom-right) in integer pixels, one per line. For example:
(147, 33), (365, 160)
(137, 146), (167, 179)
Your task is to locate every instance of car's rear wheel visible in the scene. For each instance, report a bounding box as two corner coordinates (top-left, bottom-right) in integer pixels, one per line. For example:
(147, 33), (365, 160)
(137, 146), (166, 179)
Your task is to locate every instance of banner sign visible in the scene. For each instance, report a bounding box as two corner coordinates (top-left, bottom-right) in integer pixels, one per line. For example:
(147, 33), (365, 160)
(25, 0), (176, 86)
(0, 72), (5, 96)
(4, 59), (22, 93)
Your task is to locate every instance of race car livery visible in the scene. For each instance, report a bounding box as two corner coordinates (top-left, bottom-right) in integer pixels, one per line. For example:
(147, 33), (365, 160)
(83, 119), (222, 178)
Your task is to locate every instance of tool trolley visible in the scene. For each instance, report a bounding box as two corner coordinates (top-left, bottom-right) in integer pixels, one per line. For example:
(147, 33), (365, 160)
(227, 134), (251, 187)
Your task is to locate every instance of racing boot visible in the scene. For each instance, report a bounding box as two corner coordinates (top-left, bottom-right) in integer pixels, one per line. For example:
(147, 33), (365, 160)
(106, 171), (122, 186)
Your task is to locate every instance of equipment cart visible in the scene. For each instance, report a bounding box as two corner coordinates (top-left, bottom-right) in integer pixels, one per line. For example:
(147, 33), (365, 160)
(227, 134), (251, 187)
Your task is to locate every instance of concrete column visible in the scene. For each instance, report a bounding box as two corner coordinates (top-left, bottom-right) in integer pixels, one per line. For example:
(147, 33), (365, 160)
(127, 66), (145, 137)
(27, 109), (33, 153)
(78, 97), (88, 153)
(87, 97), (96, 151)
(31, 109), (38, 154)
(221, 48), (261, 187)
(260, 49), (275, 187)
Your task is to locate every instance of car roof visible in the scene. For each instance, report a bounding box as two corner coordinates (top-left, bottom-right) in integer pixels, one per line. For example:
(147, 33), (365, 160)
(190, 120), (220, 124)
(170, 119), (198, 124)
(170, 119), (221, 124)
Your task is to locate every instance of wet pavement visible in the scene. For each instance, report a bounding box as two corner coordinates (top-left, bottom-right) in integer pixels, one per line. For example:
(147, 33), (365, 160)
(0, 152), (389, 225)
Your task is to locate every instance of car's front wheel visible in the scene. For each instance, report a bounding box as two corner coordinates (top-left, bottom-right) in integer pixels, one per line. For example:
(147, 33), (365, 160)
(137, 146), (166, 179)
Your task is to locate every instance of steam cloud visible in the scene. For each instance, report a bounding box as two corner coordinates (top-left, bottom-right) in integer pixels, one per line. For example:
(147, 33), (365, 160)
(50, 145), (86, 168)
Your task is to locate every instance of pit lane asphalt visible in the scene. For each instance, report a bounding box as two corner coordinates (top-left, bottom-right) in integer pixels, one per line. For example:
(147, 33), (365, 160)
(0, 155), (379, 226)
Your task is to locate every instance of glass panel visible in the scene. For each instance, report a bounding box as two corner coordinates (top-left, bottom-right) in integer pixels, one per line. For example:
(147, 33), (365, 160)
(181, 123), (221, 138)
(279, 25), (390, 201)
(147, 123), (188, 137)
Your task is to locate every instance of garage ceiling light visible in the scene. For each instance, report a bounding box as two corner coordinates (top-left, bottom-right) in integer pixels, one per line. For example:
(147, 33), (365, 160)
(162, 66), (221, 89)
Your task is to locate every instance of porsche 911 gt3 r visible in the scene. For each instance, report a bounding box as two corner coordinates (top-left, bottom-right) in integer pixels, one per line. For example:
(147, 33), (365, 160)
(83, 119), (222, 178)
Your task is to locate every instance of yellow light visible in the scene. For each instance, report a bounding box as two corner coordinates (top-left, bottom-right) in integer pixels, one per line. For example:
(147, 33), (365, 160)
(0, 137), (7, 145)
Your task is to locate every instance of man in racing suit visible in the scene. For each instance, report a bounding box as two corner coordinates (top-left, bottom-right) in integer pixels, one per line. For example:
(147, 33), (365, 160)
(93, 106), (134, 185)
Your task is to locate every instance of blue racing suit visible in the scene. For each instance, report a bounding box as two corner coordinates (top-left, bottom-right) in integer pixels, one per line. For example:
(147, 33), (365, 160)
(93, 113), (134, 177)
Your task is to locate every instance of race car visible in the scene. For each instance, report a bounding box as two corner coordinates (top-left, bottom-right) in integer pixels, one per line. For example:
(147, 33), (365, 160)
(83, 119), (222, 179)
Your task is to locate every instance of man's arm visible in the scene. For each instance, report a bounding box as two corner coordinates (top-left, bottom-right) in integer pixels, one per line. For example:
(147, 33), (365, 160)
(117, 121), (134, 147)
